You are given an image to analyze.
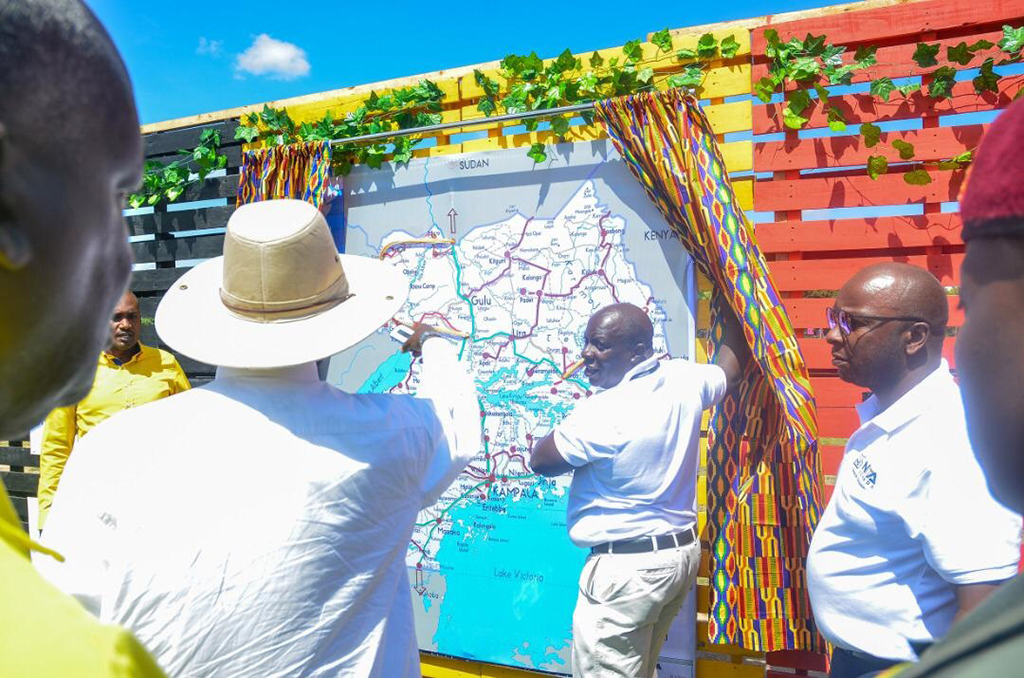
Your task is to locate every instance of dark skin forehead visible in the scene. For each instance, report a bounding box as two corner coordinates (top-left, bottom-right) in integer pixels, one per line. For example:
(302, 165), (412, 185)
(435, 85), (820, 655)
(112, 291), (139, 317)
(837, 262), (948, 329)
(586, 303), (654, 349)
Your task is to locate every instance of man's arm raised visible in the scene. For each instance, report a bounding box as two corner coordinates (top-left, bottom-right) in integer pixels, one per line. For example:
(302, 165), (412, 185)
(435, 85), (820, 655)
(713, 303), (751, 392)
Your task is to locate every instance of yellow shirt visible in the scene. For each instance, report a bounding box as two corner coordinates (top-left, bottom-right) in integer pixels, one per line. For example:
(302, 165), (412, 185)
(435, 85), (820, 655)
(39, 344), (190, 526)
(0, 482), (166, 676)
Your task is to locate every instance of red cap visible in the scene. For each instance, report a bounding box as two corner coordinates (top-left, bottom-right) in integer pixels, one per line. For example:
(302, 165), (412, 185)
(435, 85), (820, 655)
(961, 98), (1024, 241)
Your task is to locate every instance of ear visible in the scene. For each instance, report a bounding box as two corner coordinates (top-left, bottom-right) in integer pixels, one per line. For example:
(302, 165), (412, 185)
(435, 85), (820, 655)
(903, 321), (932, 357)
(0, 123), (33, 271)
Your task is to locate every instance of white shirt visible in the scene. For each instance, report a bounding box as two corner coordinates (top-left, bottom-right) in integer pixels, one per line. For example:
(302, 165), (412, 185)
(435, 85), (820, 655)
(554, 355), (727, 548)
(808, 361), (1022, 661)
(38, 339), (478, 678)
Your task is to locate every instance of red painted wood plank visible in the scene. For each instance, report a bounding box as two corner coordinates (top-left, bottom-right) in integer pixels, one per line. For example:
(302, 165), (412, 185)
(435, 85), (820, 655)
(754, 125), (987, 172)
(756, 215), (962, 253)
(768, 253), (964, 290)
(753, 0), (1024, 53)
(754, 77), (1022, 134)
(753, 170), (966, 212)
(821, 445), (845, 475)
(785, 296), (963, 329)
(819, 407), (861, 439)
(766, 649), (829, 672)
(798, 337), (957, 371)
(752, 29), (1010, 89)
(812, 375), (872, 407)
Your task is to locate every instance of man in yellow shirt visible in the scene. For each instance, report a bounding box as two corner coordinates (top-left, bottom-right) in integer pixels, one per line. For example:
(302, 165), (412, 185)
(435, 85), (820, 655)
(39, 291), (190, 526)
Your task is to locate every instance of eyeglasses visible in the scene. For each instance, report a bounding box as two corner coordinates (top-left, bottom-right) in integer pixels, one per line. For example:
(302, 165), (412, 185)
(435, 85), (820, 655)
(825, 307), (929, 336)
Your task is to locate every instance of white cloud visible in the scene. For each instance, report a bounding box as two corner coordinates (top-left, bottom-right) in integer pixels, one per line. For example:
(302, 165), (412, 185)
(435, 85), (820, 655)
(196, 37), (223, 56)
(234, 34), (310, 80)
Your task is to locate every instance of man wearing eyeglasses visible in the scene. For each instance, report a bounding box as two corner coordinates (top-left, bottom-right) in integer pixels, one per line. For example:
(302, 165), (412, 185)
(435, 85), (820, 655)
(806, 262), (1021, 678)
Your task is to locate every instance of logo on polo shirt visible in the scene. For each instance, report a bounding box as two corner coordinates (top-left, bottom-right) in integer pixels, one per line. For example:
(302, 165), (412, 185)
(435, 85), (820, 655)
(851, 455), (877, 489)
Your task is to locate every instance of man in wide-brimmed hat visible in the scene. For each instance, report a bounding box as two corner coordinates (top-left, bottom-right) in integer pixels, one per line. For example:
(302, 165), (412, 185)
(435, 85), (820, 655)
(39, 199), (480, 677)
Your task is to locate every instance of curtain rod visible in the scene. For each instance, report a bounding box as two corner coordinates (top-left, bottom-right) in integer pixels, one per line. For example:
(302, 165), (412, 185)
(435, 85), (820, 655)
(328, 89), (695, 147)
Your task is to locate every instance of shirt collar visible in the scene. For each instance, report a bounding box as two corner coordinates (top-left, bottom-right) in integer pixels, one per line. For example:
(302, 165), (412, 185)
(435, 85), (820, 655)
(215, 362), (320, 383)
(101, 342), (146, 367)
(606, 354), (660, 390)
(855, 359), (953, 433)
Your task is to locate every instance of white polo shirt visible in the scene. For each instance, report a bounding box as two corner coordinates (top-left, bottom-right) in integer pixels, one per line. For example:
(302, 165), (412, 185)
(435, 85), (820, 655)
(554, 355), (727, 548)
(808, 361), (1022, 662)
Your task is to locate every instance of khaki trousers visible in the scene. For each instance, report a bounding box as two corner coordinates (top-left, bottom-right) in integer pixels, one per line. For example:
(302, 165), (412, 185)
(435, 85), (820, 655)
(571, 540), (700, 678)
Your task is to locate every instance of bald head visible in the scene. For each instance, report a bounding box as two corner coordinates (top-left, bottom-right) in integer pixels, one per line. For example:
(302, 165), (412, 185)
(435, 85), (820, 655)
(843, 262), (948, 338)
(582, 303), (654, 389)
(828, 263), (948, 404)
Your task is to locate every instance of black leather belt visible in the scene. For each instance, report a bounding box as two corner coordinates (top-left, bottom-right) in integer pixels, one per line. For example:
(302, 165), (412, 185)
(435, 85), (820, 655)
(590, 526), (697, 555)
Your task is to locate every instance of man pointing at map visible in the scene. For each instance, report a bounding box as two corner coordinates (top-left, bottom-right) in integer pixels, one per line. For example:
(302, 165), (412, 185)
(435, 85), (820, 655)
(531, 302), (749, 678)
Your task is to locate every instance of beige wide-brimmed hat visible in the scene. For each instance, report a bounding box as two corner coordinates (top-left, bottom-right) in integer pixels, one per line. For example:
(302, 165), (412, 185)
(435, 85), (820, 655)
(155, 199), (408, 369)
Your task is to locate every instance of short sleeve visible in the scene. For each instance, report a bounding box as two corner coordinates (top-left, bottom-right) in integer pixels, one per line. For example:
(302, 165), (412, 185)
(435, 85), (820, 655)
(695, 363), (728, 410)
(912, 443), (1022, 585)
(553, 400), (624, 468)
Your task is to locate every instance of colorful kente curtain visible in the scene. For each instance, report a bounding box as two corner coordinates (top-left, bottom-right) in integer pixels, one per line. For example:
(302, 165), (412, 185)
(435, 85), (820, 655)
(596, 90), (825, 653)
(237, 140), (332, 207)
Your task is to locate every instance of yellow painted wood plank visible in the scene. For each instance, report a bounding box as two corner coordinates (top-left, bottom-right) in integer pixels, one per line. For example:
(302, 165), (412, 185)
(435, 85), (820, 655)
(696, 658), (765, 677)
(721, 140), (752, 174)
(734, 177), (753, 212)
(703, 100), (752, 136)
(421, 655), (545, 677)
(652, 62), (751, 99)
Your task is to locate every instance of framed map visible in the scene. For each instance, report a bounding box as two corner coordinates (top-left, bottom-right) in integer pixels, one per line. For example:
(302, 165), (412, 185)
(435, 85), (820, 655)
(325, 139), (697, 675)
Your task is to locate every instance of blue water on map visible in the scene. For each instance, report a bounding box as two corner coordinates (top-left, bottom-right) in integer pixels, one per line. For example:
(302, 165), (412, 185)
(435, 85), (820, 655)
(432, 491), (588, 670)
(357, 351), (412, 393)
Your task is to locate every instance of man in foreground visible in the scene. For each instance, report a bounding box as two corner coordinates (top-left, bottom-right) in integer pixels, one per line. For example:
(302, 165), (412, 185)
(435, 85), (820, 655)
(887, 97), (1024, 677)
(530, 301), (749, 678)
(807, 262), (1021, 677)
(38, 290), (190, 527)
(0, 0), (164, 674)
(40, 199), (480, 677)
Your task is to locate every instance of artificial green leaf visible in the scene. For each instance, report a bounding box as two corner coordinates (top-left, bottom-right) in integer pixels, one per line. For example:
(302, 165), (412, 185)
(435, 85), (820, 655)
(623, 39), (644, 63)
(638, 67), (655, 84)
(937, 160), (960, 170)
(676, 48), (697, 60)
(814, 83), (831, 102)
(755, 76), (776, 103)
(999, 25), (1024, 54)
(527, 142), (547, 163)
(551, 115), (570, 136)
(668, 65), (705, 89)
(477, 98), (496, 115)
(867, 154), (889, 179)
(897, 82), (921, 96)
(912, 42), (941, 67)
(854, 45), (878, 67)
(826, 64), (857, 85)
(164, 185), (184, 202)
(973, 58), (1002, 94)
(550, 48), (577, 74)
(928, 66), (957, 99)
(589, 51), (604, 68)
(903, 169), (933, 185)
(783, 105), (809, 129)
(821, 44), (846, 66)
(950, 149), (975, 164)
(790, 56), (822, 81)
(947, 42), (974, 66)
(870, 77), (897, 101)
(861, 121), (882, 148)
(697, 33), (718, 59)
(802, 33), (827, 56)
(127, 194), (145, 209)
(891, 139), (916, 160)
(788, 89), (812, 115)
(234, 125), (260, 143)
(652, 28), (673, 53)
(720, 35), (740, 58)
(827, 106), (847, 132)
(969, 39), (995, 52)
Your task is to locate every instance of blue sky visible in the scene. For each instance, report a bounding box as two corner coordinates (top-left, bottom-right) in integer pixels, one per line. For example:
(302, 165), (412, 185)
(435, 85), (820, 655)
(88, 0), (850, 125)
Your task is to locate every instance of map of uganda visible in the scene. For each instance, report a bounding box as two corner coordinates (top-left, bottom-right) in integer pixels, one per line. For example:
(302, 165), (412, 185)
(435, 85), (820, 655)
(326, 140), (696, 674)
